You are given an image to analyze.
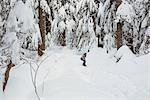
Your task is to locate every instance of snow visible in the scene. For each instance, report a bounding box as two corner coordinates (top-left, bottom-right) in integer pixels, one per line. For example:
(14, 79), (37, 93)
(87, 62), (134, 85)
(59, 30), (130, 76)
(145, 26), (150, 36)
(69, 5), (75, 14)
(116, 1), (135, 23)
(1, 47), (149, 100)
(114, 45), (135, 62)
(66, 19), (75, 31)
(0, 1), (149, 100)
(104, 34), (115, 53)
(0, 16), (3, 26)
(10, 0), (35, 33)
(58, 21), (66, 33)
(76, 0), (97, 14)
(40, 0), (50, 14)
(141, 16), (149, 28)
(97, 2), (104, 18)
(5, 0), (41, 50)
(11, 36), (20, 65)
(58, 6), (66, 19)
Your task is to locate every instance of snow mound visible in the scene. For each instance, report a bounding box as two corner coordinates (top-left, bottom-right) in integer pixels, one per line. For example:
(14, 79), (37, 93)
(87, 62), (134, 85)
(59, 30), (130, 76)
(115, 45), (135, 62)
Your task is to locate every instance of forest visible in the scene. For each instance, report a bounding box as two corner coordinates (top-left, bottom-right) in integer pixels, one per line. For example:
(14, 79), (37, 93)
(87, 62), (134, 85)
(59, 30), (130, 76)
(0, 0), (150, 100)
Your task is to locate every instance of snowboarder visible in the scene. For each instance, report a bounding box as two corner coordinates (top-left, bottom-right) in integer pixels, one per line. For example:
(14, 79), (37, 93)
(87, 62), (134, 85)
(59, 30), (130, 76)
(80, 53), (87, 66)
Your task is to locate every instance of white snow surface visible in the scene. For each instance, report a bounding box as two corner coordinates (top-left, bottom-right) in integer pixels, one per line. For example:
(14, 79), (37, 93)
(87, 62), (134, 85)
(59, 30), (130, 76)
(0, 47), (150, 100)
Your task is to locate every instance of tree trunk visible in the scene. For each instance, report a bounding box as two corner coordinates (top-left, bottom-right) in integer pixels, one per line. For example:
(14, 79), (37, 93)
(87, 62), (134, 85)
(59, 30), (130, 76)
(116, 22), (123, 50)
(59, 30), (66, 46)
(3, 61), (14, 91)
(97, 34), (100, 47)
(115, 0), (122, 8)
(115, 0), (122, 50)
(62, 30), (66, 46)
(38, 44), (44, 56)
(39, 6), (46, 51)
(38, 1), (46, 56)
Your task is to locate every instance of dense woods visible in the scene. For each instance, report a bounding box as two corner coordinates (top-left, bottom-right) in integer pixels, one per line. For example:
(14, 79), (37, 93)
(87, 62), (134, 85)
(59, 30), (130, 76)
(0, 0), (150, 92)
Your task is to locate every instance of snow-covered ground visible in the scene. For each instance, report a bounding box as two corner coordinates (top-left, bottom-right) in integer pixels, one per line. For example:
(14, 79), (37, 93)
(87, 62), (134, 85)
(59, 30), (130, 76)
(0, 46), (150, 100)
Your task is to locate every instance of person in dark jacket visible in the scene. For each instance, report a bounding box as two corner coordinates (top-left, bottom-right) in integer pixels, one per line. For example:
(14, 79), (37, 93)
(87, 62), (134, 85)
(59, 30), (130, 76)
(81, 51), (89, 67)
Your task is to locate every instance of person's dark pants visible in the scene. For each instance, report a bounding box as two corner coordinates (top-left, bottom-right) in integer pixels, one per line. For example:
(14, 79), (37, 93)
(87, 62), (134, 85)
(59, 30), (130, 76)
(83, 60), (86, 66)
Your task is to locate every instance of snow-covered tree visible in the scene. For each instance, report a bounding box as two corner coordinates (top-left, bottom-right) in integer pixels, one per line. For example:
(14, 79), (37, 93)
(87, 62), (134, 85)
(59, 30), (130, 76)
(140, 26), (150, 54)
(116, 0), (150, 53)
(75, 0), (97, 53)
(0, 0), (12, 91)
(97, 0), (149, 54)
(97, 0), (117, 49)
(0, 0), (11, 46)
(65, 0), (78, 48)
(0, 0), (43, 91)
(47, 0), (67, 46)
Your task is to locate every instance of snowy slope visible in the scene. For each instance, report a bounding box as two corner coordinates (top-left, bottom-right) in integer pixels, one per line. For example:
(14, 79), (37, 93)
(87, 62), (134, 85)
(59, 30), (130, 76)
(0, 47), (150, 100)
